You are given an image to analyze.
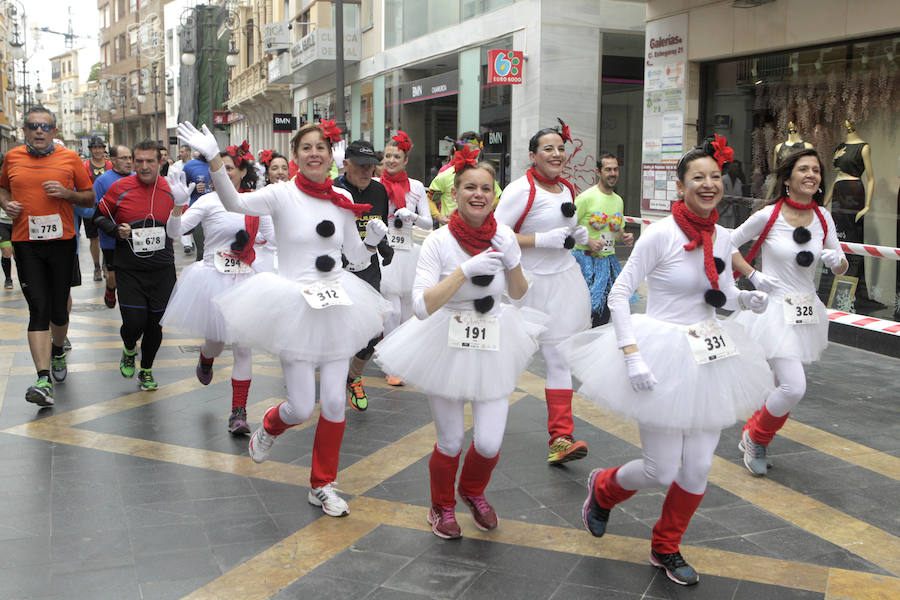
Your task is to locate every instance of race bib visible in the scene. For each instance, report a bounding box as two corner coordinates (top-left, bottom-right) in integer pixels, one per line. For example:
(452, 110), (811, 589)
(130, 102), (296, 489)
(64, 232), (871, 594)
(448, 311), (499, 351)
(214, 250), (252, 275)
(131, 226), (166, 252)
(28, 214), (63, 240)
(685, 318), (738, 364)
(388, 223), (413, 250)
(783, 293), (818, 325)
(599, 232), (616, 253)
(301, 279), (353, 309)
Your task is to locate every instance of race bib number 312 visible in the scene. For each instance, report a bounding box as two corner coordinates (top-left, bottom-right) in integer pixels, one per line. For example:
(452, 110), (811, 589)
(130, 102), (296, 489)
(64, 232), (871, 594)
(447, 311), (499, 351)
(301, 279), (353, 309)
(685, 318), (738, 364)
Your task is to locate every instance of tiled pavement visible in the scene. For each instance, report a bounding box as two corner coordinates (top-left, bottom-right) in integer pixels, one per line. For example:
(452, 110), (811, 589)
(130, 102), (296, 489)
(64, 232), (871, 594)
(0, 250), (897, 599)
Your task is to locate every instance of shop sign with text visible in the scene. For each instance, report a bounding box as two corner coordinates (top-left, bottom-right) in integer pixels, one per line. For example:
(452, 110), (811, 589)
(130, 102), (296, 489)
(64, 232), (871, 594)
(487, 50), (524, 84)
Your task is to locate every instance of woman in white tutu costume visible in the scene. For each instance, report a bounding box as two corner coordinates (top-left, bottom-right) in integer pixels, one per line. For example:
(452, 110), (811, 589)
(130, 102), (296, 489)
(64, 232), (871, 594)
(570, 136), (773, 586)
(177, 121), (390, 518)
(731, 148), (847, 476)
(255, 149), (292, 272)
(494, 120), (592, 466)
(162, 143), (275, 435)
(376, 131), (433, 386)
(374, 155), (540, 540)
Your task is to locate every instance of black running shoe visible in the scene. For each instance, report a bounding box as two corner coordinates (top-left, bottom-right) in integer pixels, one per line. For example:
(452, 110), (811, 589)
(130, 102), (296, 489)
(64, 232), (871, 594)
(650, 550), (699, 585)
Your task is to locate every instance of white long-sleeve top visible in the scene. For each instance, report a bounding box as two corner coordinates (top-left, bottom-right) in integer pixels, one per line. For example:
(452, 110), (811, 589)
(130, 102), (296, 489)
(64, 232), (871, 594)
(495, 175), (577, 275)
(375, 176), (433, 230)
(209, 169), (373, 282)
(730, 205), (843, 296)
(412, 225), (510, 320)
(608, 216), (741, 347)
(168, 192), (275, 271)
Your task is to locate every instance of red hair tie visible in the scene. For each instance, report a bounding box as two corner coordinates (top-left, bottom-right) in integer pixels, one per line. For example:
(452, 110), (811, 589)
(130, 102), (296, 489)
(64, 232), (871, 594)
(556, 117), (572, 143)
(225, 141), (254, 168)
(319, 119), (343, 144)
(257, 149), (274, 169)
(451, 145), (480, 172)
(392, 131), (412, 153)
(710, 134), (734, 170)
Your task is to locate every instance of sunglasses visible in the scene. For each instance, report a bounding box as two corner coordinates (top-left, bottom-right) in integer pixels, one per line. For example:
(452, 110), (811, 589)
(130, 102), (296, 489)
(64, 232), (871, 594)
(25, 122), (54, 132)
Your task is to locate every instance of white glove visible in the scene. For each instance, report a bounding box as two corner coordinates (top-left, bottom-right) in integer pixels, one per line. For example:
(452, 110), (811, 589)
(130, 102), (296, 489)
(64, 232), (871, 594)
(623, 352), (657, 392)
(165, 170), (195, 207)
(570, 225), (590, 246)
(363, 218), (388, 247)
(176, 121), (220, 161)
(534, 227), (571, 249)
(393, 207), (417, 224)
(332, 140), (346, 169)
(821, 249), (844, 270)
(739, 290), (769, 314)
(491, 228), (521, 270)
(460, 251), (505, 279)
(748, 270), (779, 293)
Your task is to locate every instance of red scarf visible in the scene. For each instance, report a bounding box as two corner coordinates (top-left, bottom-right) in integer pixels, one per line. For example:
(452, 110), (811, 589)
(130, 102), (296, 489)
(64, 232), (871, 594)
(744, 197), (828, 265)
(294, 172), (371, 217)
(448, 210), (497, 256)
(671, 200), (720, 291)
(380, 169), (410, 214)
(513, 167), (577, 233)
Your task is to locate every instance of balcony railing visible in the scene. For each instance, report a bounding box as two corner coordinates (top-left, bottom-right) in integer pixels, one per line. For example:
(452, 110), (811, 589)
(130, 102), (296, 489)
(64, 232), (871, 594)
(227, 60), (290, 107)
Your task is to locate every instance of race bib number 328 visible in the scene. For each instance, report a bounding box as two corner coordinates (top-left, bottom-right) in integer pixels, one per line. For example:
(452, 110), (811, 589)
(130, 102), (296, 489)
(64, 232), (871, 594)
(783, 293), (818, 325)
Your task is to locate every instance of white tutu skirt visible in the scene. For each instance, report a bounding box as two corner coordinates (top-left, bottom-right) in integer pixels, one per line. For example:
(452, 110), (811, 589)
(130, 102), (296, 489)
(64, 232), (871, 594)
(380, 242), (421, 298)
(161, 262), (250, 341)
(734, 294), (828, 364)
(213, 271), (390, 362)
(373, 305), (547, 402)
(514, 263), (591, 343)
(562, 314), (774, 431)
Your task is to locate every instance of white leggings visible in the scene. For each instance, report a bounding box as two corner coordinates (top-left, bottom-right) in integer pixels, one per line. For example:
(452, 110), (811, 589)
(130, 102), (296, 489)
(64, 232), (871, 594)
(765, 357), (807, 417)
(201, 339), (252, 381)
(384, 294), (413, 335)
(616, 426), (721, 495)
(277, 358), (349, 425)
(429, 395), (509, 459)
(541, 340), (572, 390)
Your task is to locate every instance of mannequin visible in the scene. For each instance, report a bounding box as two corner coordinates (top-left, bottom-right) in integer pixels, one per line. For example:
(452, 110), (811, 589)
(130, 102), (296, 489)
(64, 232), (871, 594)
(823, 120), (880, 309)
(773, 122), (813, 167)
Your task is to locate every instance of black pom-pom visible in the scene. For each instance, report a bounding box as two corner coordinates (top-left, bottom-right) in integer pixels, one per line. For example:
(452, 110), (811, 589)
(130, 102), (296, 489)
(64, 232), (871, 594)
(793, 226), (811, 244)
(316, 220), (335, 237)
(795, 250), (814, 267)
(315, 255), (335, 272)
(231, 229), (250, 252)
(563, 236), (575, 249)
(714, 257), (725, 274)
(473, 296), (495, 313)
(560, 202), (576, 218)
(471, 274), (494, 287)
(704, 289), (727, 308)
(394, 217), (403, 229)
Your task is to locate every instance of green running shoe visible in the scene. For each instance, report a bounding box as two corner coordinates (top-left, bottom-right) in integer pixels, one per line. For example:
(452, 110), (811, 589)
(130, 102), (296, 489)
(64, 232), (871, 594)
(137, 368), (158, 391)
(25, 376), (54, 407)
(120, 347), (137, 378)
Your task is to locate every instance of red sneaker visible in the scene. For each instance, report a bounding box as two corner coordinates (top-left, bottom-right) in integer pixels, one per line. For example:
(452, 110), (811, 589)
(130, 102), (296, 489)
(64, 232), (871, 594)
(427, 505), (461, 539)
(458, 492), (498, 531)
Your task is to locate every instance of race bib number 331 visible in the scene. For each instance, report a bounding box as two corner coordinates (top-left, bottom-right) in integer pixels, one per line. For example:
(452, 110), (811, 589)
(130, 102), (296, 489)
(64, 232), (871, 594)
(685, 318), (738, 364)
(448, 311), (499, 351)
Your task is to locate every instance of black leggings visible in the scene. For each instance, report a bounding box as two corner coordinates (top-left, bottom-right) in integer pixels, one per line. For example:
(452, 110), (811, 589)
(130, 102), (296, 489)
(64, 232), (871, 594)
(120, 306), (164, 369)
(13, 238), (76, 331)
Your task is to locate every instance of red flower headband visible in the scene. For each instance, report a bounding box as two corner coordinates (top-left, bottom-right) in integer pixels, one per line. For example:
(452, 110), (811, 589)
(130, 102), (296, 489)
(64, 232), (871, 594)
(257, 149), (275, 169)
(450, 145), (480, 172)
(556, 117), (572, 144)
(318, 119), (343, 144)
(709, 134), (734, 170)
(391, 131), (412, 154)
(225, 140), (254, 168)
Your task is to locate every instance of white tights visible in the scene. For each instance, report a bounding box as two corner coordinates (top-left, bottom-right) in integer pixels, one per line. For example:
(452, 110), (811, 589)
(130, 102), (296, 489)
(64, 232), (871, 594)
(429, 395), (509, 458)
(765, 357), (806, 417)
(541, 340), (572, 390)
(616, 426), (721, 495)
(277, 358), (349, 425)
(201, 339), (252, 380)
(384, 294), (413, 335)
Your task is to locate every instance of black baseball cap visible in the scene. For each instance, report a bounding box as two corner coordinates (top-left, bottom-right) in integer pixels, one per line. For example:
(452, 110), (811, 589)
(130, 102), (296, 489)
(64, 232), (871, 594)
(88, 136), (106, 148)
(344, 139), (380, 165)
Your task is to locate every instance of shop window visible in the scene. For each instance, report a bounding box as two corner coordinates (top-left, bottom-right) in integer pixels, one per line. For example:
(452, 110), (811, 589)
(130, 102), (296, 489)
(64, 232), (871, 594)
(701, 35), (900, 318)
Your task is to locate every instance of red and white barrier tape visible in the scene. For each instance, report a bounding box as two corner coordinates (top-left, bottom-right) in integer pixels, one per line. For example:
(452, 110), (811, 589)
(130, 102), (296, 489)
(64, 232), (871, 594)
(626, 215), (900, 260)
(827, 310), (900, 335)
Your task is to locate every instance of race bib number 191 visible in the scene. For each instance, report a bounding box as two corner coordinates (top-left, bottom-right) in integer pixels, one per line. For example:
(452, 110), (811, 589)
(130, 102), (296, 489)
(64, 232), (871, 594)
(685, 318), (738, 364)
(28, 214), (63, 240)
(132, 226), (166, 252)
(447, 311), (499, 351)
(301, 279), (353, 309)
(783, 293), (818, 324)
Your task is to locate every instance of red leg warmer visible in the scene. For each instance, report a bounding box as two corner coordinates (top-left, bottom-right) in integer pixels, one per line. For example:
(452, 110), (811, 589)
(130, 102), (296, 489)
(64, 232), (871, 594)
(458, 443), (499, 498)
(310, 415), (346, 488)
(545, 388), (575, 444)
(262, 402), (292, 436)
(651, 482), (705, 554)
(429, 445), (461, 508)
(231, 378), (250, 410)
(593, 466), (637, 509)
(745, 405), (791, 445)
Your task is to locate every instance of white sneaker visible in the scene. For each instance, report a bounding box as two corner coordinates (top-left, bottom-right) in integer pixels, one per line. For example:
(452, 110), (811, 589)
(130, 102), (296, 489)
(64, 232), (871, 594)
(308, 483), (349, 517)
(249, 426), (275, 463)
